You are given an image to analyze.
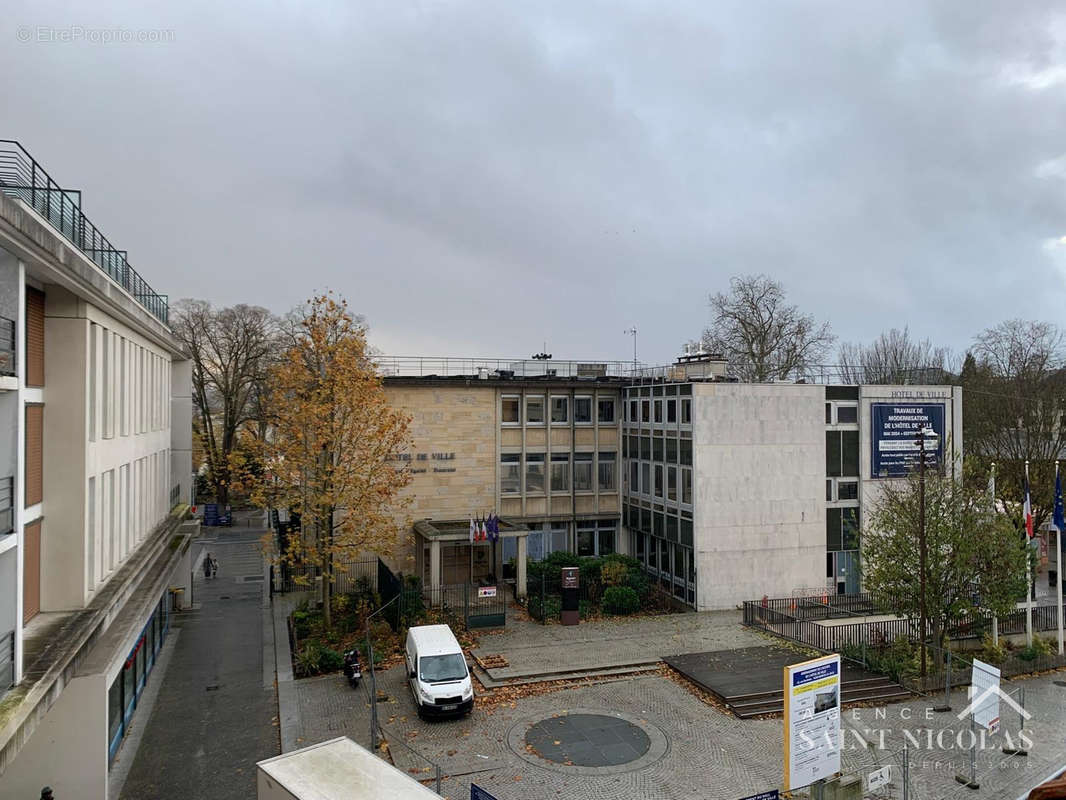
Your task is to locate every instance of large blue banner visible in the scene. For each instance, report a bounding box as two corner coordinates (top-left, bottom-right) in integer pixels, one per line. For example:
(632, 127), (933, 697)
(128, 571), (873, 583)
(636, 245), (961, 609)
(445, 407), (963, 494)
(870, 403), (945, 477)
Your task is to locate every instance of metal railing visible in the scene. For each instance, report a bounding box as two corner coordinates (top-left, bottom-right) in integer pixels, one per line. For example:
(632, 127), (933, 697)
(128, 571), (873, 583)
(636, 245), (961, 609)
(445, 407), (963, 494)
(169, 483), (181, 506)
(0, 316), (14, 377)
(376, 356), (641, 379)
(0, 140), (169, 325)
(0, 476), (13, 536)
(0, 629), (13, 692)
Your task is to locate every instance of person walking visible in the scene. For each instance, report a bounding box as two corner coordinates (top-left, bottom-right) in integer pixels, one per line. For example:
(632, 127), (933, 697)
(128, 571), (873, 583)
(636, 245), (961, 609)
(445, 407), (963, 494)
(211, 555), (220, 579)
(203, 553), (213, 579)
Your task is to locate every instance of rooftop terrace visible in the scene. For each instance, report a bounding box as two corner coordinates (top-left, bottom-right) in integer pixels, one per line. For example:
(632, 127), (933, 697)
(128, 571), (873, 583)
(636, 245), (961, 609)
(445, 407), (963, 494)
(0, 140), (169, 325)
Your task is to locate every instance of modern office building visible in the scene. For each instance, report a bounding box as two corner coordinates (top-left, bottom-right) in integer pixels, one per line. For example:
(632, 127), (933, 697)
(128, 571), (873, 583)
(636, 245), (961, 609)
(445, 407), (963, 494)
(379, 356), (962, 611)
(0, 140), (194, 799)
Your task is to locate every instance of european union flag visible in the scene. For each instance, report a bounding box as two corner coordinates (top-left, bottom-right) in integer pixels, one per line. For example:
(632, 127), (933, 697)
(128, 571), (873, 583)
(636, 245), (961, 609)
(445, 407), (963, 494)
(1055, 470), (1065, 549)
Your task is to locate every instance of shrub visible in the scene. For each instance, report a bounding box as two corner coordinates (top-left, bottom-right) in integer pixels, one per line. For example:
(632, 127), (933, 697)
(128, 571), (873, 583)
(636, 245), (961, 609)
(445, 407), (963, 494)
(979, 634), (1007, 666)
(601, 560), (627, 587)
(295, 642), (324, 676)
(602, 586), (640, 615)
(320, 647), (344, 672)
(527, 595), (562, 621)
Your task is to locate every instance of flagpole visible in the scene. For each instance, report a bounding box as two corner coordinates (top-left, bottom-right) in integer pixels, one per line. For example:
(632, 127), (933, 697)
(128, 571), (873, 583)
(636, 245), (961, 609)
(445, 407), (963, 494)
(1026, 460), (1033, 649)
(991, 462), (998, 647)
(1057, 461), (1064, 655)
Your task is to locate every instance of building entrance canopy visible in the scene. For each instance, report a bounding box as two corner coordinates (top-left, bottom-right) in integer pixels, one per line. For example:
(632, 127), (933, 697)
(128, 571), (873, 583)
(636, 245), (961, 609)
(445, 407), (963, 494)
(413, 518), (529, 598)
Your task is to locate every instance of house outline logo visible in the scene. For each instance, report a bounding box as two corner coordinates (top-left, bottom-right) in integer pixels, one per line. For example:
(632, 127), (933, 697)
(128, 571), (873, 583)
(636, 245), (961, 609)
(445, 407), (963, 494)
(957, 684), (1031, 724)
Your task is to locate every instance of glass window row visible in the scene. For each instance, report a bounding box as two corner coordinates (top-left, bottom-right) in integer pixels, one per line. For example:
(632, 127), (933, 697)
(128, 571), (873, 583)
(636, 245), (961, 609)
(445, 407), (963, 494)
(501, 452), (617, 494)
(502, 395), (617, 425)
(626, 461), (692, 505)
(622, 434), (692, 466)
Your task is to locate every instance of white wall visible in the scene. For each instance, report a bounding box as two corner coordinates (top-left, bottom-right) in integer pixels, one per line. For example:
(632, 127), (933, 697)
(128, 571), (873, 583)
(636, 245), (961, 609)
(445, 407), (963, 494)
(0, 673), (109, 800)
(691, 383), (827, 609)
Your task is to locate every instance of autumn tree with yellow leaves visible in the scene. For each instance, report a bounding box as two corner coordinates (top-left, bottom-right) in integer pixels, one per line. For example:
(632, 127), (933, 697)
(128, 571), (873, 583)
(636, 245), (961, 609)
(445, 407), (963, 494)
(254, 294), (411, 627)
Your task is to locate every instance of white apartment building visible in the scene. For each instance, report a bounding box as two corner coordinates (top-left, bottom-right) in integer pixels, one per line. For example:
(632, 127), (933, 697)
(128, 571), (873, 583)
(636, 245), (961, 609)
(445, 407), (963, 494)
(0, 140), (194, 799)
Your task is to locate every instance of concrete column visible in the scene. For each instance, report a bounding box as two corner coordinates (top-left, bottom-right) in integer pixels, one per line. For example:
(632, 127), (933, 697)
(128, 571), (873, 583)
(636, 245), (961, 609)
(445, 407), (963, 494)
(429, 539), (441, 596)
(516, 535), (527, 598)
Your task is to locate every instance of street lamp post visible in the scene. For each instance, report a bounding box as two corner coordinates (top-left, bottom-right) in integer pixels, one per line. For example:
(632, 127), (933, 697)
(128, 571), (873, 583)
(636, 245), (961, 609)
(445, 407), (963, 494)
(917, 425), (938, 680)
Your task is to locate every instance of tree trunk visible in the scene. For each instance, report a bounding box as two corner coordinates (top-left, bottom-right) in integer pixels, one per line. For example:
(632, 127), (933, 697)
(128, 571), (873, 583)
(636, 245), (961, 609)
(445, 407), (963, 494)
(320, 511), (333, 628)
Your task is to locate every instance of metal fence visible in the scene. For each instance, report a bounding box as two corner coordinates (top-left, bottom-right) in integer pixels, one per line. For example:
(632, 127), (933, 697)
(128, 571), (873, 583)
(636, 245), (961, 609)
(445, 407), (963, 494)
(271, 557), (380, 595)
(0, 140), (169, 325)
(0, 630), (13, 693)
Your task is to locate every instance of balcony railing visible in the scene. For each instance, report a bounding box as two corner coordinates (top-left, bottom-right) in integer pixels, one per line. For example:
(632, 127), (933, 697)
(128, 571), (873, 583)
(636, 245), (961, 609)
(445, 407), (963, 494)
(0, 476), (14, 536)
(0, 140), (169, 326)
(0, 316), (13, 377)
(0, 630), (12, 692)
(377, 356), (642, 379)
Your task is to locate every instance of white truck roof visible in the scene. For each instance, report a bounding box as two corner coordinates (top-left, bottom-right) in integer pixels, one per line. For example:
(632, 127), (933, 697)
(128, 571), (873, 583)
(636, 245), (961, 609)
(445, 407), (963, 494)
(407, 624), (462, 657)
(257, 737), (439, 800)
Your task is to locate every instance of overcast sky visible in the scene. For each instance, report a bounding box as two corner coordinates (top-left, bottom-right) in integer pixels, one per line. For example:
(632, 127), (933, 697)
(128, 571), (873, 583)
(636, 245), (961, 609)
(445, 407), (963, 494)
(3, 1), (1066, 366)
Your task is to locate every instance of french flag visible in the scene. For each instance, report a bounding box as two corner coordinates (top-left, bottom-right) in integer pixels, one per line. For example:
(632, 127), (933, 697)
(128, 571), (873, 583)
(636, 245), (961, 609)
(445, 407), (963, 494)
(1024, 475), (1034, 539)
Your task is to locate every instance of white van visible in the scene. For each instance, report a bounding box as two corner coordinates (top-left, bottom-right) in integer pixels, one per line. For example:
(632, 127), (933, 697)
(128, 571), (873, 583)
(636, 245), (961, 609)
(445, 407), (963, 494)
(404, 624), (474, 718)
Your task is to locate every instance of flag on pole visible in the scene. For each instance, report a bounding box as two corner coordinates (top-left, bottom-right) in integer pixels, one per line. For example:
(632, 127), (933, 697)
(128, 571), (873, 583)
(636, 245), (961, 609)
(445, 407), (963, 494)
(488, 513), (498, 542)
(479, 514), (488, 542)
(1024, 470), (1034, 539)
(1054, 466), (1065, 534)
(469, 516), (476, 543)
(987, 464), (996, 512)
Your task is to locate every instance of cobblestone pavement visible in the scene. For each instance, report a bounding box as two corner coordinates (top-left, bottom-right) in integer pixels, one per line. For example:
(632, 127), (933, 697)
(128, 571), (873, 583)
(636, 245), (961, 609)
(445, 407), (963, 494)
(293, 653), (1066, 800)
(470, 610), (768, 678)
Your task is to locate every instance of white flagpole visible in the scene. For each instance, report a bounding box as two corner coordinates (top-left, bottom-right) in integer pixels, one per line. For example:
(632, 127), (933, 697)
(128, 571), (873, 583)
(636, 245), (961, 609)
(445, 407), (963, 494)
(1026, 460), (1033, 648)
(1058, 461), (1064, 655)
(991, 462), (998, 647)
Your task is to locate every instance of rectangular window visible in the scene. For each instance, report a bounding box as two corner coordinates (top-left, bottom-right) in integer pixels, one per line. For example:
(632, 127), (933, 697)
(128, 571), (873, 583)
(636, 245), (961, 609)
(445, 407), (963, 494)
(628, 399), (638, 423)
(653, 437), (664, 461)
(826, 431), (860, 477)
(598, 523), (616, 555)
(120, 338), (128, 435)
(681, 398), (691, 424)
(667, 466), (677, 502)
(502, 396), (520, 424)
(598, 452), (616, 491)
(550, 396), (568, 424)
(89, 325), (98, 442)
(837, 405), (858, 424)
(102, 329), (112, 439)
(574, 453), (594, 491)
(654, 399), (663, 424)
(26, 287), (45, 387)
(681, 467), (692, 505)
(826, 479), (833, 502)
(598, 398), (615, 423)
(641, 463), (651, 496)
(667, 399), (677, 423)
(825, 403), (833, 424)
(629, 460), (639, 494)
(654, 464), (664, 498)
(827, 507), (861, 551)
(577, 525), (596, 557)
(666, 437), (677, 463)
(550, 453), (570, 492)
(525, 453), (545, 493)
(838, 481), (859, 500)
(574, 397), (592, 424)
(680, 438), (692, 466)
(641, 399), (651, 423)
(526, 396), (544, 424)
(500, 454), (521, 494)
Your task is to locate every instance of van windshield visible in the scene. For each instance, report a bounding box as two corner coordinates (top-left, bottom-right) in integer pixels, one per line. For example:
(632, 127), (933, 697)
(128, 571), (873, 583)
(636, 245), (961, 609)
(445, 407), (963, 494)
(419, 653), (467, 683)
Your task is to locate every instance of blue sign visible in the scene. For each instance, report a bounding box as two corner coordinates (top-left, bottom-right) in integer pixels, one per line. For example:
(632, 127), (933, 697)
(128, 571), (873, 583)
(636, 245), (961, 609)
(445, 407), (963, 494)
(471, 783), (499, 800)
(739, 791), (779, 800)
(870, 403), (945, 477)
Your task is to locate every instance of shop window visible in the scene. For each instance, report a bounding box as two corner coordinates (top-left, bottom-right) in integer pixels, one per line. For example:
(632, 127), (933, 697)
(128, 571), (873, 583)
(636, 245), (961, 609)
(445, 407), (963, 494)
(574, 396), (592, 424)
(598, 452), (616, 491)
(502, 396), (520, 424)
(551, 396), (569, 424)
(598, 398), (615, 423)
(574, 453), (594, 491)
(525, 453), (545, 493)
(550, 453), (570, 492)
(526, 396), (544, 424)
(500, 454), (521, 494)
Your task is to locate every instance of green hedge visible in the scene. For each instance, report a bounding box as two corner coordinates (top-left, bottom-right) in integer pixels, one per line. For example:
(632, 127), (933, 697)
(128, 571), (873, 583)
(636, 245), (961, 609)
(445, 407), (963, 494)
(602, 586), (640, 615)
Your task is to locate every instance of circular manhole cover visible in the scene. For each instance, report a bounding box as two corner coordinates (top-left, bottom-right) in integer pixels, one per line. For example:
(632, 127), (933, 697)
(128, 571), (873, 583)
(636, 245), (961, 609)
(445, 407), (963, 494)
(525, 713), (651, 767)
(509, 708), (669, 776)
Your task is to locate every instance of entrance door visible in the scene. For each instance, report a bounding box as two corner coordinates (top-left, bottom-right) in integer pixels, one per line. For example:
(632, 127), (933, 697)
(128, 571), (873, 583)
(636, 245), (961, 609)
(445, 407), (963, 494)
(23, 520), (41, 622)
(831, 550), (860, 595)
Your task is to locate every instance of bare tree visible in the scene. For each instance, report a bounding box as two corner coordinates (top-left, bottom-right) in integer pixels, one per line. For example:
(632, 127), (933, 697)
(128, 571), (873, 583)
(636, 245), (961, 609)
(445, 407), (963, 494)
(963, 319), (1066, 528)
(697, 274), (834, 381)
(172, 299), (279, 506)
(838, 327), (953, 384)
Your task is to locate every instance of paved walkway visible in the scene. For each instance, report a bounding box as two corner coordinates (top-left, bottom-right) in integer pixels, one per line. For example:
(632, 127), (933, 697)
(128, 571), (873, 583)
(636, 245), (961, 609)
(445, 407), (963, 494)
(470, 610), (767, 679)
(116, 523), (279, 799)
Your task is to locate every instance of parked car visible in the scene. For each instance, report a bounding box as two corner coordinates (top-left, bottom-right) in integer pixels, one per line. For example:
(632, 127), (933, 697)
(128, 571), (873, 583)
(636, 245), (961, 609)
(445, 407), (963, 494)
(405, 624), (474, 718)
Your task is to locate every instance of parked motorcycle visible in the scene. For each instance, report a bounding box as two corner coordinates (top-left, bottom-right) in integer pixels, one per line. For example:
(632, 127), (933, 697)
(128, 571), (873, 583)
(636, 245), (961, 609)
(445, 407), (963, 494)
(343, 649), (361, 688)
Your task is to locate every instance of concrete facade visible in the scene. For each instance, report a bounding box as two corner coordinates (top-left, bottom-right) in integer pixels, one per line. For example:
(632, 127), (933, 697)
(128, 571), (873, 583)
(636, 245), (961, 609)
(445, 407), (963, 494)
(690, 383), (827, 610)
(0, 147), (192, 799)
